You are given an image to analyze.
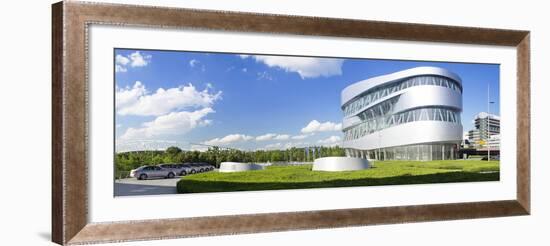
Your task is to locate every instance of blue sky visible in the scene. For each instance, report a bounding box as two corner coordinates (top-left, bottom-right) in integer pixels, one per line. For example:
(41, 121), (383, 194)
(114, 49), (499, 152)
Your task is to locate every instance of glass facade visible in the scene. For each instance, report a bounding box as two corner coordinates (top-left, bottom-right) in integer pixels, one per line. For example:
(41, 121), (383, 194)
(344, 106), (461, 141)
(343, 75), (462, 117)
(342, 70), (463, 161)
(346, 143), (458, 161)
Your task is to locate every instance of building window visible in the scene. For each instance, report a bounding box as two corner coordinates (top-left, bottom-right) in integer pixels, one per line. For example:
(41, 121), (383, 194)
(343, 75), (462, 117)
(343, 107), (461, 141)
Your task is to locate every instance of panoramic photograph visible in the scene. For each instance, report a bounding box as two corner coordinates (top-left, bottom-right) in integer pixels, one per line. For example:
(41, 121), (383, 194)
(113, 48), (501, 196)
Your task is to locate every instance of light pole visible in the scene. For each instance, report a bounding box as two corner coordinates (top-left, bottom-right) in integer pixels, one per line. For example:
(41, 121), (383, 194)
(378, 129), (381, 161)
(487, 83), (495, 161)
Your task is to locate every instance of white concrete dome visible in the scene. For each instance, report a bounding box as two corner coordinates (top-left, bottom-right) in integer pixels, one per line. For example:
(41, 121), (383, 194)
(218, 162), (265, 173)
(312, 157), (370, 171)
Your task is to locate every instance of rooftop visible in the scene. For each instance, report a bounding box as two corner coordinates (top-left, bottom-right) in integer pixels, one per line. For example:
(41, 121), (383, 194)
(475, 112), (501, 120)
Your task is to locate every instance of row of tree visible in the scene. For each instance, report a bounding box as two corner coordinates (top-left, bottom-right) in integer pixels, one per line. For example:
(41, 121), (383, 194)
(115, 146), (346, 173)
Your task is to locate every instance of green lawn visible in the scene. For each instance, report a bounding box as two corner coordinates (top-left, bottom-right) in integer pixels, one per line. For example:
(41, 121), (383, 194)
(177, 160), (499, 194)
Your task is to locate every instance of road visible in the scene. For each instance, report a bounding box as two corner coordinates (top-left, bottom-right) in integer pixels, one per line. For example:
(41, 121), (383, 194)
(115, 177), (180, 196)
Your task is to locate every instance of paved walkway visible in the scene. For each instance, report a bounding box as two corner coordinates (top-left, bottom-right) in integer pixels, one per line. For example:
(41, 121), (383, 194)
(114, 177), (180, 196)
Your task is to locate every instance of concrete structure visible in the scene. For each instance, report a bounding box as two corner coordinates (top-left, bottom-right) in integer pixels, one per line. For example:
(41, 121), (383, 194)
(487, 134), (500, 150)
(218, 162), (265, 173)
(341, 67), (463, 161)
(468, 112), (500, 150)
(312, 157), (370, 171)
(474, 112), (500, 139)
(467, 129), (482, 148)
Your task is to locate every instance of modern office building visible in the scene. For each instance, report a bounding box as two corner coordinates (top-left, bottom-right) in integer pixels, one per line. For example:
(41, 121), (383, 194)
(488, 134), (500, 150)
(467, 129), (481, 147)
(341, 67), (463, 161)
(474, 112), (500, 140)
(468, 112), (500, 149)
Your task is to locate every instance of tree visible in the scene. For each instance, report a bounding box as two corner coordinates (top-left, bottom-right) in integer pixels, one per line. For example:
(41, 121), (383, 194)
(152, 155), (164, 164)
(166, 146), (182, 155)
(114, 145), (346, 176)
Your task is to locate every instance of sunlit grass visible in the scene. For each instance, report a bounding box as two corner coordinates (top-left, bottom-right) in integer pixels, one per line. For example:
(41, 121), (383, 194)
(177, 160), (499, 193)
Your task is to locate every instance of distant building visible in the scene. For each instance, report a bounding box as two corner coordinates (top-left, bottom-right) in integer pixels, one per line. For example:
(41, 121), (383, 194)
(467, 112), (500, 150)
(462, 132), (472, 148)
(467, 129), (481, 148)
(488, 134), (500, 150)
(475, 112), (500, 140)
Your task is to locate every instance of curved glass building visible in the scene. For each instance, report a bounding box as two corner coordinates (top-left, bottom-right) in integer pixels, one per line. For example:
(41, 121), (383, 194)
(341, 67), (463, 161)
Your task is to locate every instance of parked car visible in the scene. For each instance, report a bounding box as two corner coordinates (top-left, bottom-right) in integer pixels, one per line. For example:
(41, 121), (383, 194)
(181, 163), (203, 174)
(201, 163), (215, 171)
(129, 166), (146, 178)
(131, 165), (176, 180)
(159, 163), (193, 176)
(189, 163), (214, 173)
(176, 163), (202, 175)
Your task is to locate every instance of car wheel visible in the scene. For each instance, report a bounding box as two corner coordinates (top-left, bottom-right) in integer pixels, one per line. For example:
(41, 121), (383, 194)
(199, 168), (204, 173)
(190, 170), (196, 174)
(139, 174), (147, 180)
(180, 171), (187, 176)
(167, 172), (175, 179)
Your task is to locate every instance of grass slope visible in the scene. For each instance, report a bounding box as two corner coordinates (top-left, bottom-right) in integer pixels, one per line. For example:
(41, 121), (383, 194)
(177, 160), (499, 193)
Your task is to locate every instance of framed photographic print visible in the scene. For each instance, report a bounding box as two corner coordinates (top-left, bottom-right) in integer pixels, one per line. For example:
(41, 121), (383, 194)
(52, 1), (530, 245)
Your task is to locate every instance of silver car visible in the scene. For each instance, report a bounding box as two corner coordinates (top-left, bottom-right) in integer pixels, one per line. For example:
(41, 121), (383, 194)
(175, 163), (202, 175)
(188, 163), (215, 173)
(131, 165), (176, 180)
(199, 163), (215, 172)
(158, 164), (191, 176)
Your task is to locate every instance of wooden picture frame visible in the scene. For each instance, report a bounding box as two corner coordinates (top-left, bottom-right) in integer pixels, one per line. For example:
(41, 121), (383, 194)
(52, 1), (530, 245)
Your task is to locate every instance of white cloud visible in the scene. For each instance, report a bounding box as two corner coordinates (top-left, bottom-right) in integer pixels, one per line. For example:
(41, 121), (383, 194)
(190, 144), (209, 152)
(241, 55), (344, 79)
(189, 59), (206, 71)
(116, 81), (222, 116)
(242, 68), (248, 72)
(115, 65), (127, 73)
(203, 134), (253, 146)
(301, 120), (342, 133)
(189, 59), (199, 67)
(115, 51), (151, 72)
(255, 133), (291, 141)
(263, 141), (309, 150)
(115, 55), (130, 73)
(285, 142), (308, 148)
(115, 55), (130, 66)
(317, 136), (342, 146)
(274, 134), (291, 140)
(291, 134), (310, 140)
(129, 51), (151, 67)
(255, 133), (277, 141)
(257, 71), (273, 81)
(115, 81), (147, 111)
(120, 108), (214, 140)
(115, 139), (182, 153)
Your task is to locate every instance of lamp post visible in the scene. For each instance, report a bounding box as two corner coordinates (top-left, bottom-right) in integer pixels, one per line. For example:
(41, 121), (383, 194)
(487, 83), (495, 161)
(378, 129), (381, 161)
